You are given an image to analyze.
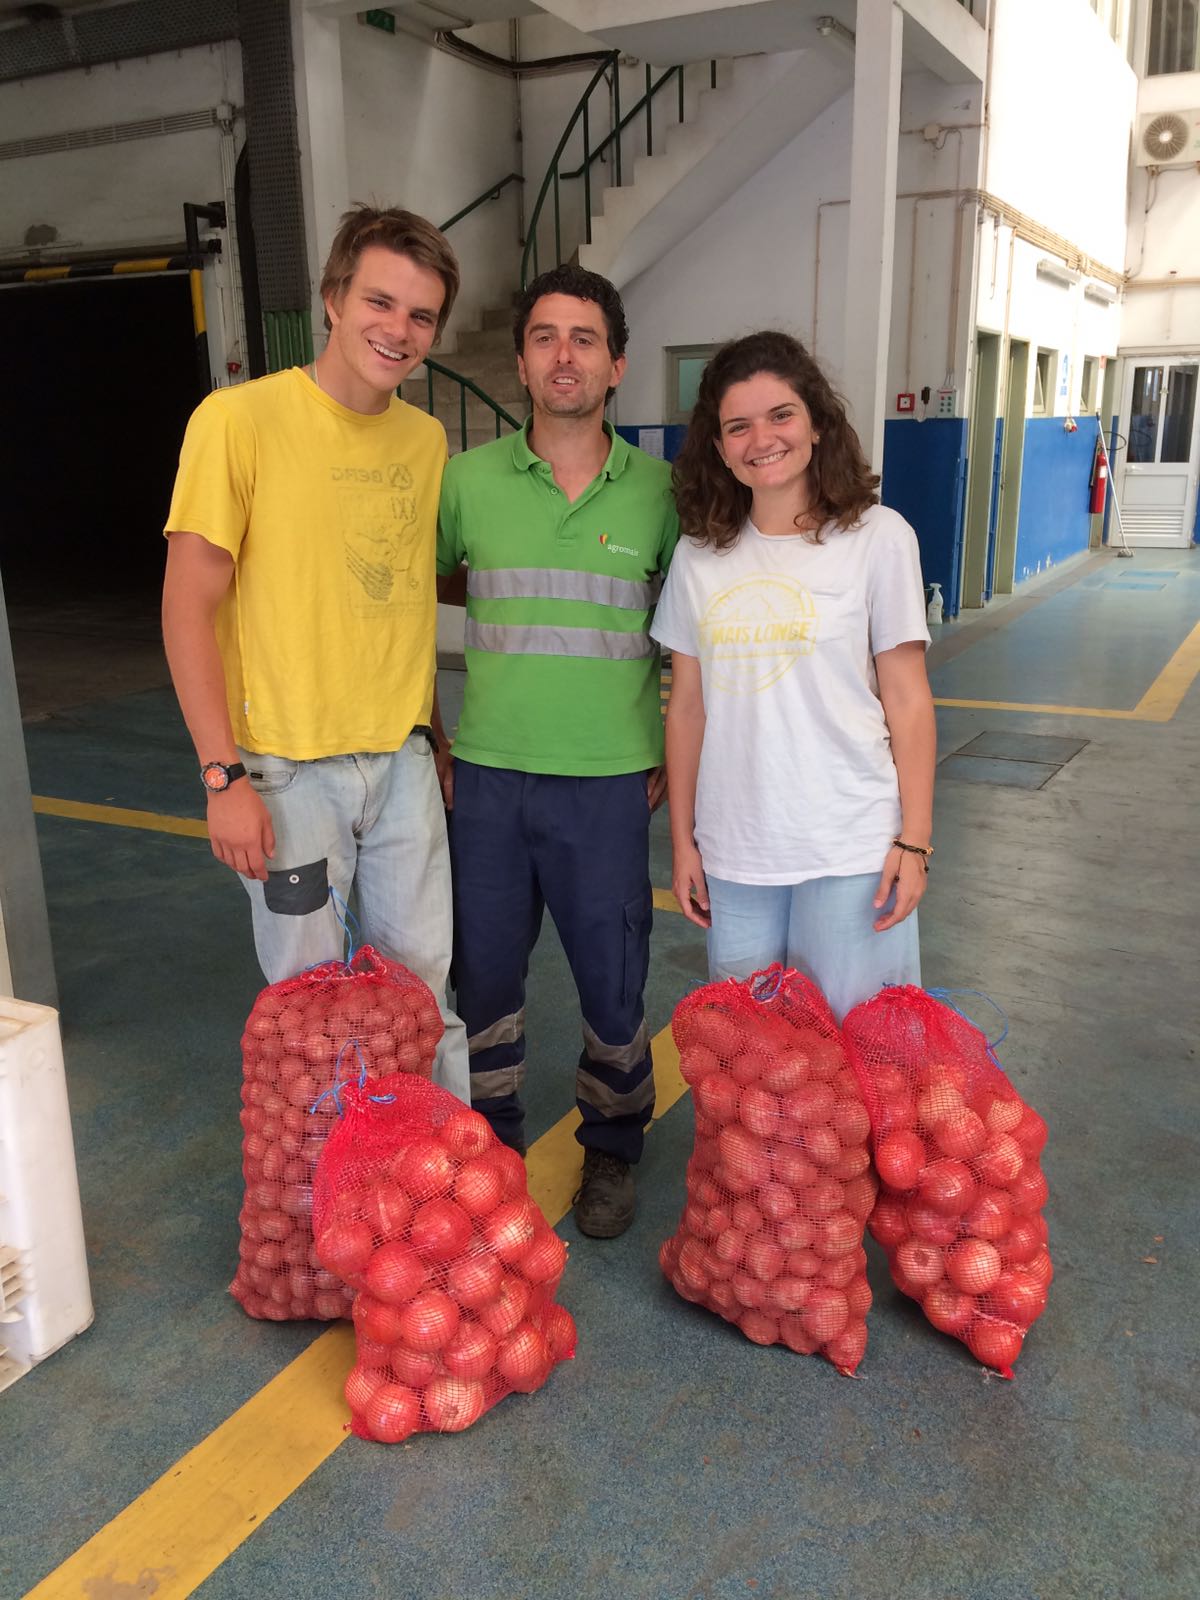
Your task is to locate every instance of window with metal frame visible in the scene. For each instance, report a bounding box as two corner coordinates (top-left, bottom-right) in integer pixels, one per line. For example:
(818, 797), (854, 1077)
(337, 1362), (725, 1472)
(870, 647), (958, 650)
(1147, 0), (1200, 74)
(666, 344), (720, 425)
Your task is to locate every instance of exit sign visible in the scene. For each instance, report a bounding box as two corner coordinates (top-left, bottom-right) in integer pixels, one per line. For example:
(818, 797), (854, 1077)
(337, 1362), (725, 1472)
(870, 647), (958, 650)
(361, 9), (396, 32)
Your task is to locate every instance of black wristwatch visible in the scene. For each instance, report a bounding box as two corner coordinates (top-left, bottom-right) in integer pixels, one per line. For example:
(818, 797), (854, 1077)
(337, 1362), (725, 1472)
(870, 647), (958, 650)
(201, 760), (247, 794)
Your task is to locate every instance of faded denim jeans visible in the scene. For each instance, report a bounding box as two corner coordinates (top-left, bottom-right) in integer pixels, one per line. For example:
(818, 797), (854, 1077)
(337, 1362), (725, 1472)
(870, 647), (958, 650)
(237, 732), (469, 1103)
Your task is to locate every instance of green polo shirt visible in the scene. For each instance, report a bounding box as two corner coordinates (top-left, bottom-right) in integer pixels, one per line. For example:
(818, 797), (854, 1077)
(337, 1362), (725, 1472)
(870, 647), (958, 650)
(437, 420), (678, 775)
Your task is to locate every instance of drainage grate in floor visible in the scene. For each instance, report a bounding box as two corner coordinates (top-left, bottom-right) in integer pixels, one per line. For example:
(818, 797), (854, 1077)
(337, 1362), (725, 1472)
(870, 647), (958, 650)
(939, 731), (1089, 791)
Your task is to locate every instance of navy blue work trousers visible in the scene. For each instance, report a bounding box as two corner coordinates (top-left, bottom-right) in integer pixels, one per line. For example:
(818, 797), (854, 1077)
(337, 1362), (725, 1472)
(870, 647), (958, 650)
(448, 761), (655, 1164)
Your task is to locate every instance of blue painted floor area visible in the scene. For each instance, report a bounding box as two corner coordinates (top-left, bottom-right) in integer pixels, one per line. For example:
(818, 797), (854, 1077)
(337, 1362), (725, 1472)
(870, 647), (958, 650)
(930, 550), (1199, 709)
(4, 546), (1199, 1599)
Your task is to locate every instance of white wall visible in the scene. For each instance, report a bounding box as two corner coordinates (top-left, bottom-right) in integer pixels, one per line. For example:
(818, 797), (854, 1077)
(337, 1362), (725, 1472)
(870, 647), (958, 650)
(1123, 70), (1200, 351)
(986, 0), (1136, 271)
(614, 70), (982, 425)
(0, 43), (242, 257)
(340, 19), (520, 348)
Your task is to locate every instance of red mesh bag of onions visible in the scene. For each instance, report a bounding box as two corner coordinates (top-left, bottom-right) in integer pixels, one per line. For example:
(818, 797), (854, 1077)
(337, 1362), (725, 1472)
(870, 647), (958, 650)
(230, 946), (444, 1323)
(312, 1073), (577, 1443)
(842, 985), (1051, 1378)
(660, 966), (876, 1375)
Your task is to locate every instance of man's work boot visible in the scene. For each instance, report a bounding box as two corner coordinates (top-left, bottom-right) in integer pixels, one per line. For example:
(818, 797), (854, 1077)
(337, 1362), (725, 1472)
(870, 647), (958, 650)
(573, 1149), (635, 1239)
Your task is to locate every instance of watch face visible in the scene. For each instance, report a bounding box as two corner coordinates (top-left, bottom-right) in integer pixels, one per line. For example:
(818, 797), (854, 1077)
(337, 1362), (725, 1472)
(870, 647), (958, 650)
(201, 763), (229, 792)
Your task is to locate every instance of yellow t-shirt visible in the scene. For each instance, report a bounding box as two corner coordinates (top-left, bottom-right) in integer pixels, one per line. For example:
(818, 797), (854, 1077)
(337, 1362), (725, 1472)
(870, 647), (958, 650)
(165, 368), (446, 759)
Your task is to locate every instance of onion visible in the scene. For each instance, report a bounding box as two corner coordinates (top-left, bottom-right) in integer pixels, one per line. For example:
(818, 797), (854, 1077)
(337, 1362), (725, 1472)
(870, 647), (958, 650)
(782, 1083), (835, 1126)
(316, 1219), (374, 1282)
(409, 1198), (473, 1262)
(442, 1322), (498, 1381)
(440, 1108), (494, 1160)
(391, 1137), (455, 1200)
(540, 1302), (577, 1360)
(800, 1287), (849, 1343)
(918, 1159), (977, 1217)
(398, 1289), (460, 1352)
(896, 1237), (945, 1287)
(483, 1200), (538, 1264)
(423, 1376), (485, 1432)
(694, 1074), (739, 1126)
(520, 1229), (568, 1287)
(966, 1315), (1024, 1372)
(744, 1232), (785, 1283)
(353, 1291), (408, 1346)
(976, 1135), (1025, 1187)
(987, 1268), (1047, 1327)
(364, 1241), (427, 1306)
(344, 1363), (384, 1416)
(679, 1043), (721, 1085)
(478, 1275), (531, 1338)
(1008, 1164), (1049, 1216)
(446, 1252), (504, 1310)
(739, 1309), (779, 1347)
(496, 1323), (553, 1393)
(875, 1130), (926, 1192)
(454, 1157), (504, 1218)
(946, 1239), (1002, 1296)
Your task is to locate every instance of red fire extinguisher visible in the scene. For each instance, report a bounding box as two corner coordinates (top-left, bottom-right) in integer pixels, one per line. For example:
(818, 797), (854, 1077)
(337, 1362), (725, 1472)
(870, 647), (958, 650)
(1089, 436), (1108, 514)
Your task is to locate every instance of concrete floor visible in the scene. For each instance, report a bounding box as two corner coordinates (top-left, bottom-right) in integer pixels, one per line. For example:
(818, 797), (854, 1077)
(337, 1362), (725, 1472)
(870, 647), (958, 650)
(2, 547), (1198, 1599)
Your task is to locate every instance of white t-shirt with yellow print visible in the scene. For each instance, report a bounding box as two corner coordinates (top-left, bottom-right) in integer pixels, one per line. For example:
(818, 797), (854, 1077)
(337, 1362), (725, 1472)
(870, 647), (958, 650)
(651, 504), (930, 886)
(165, 367), (446, 759)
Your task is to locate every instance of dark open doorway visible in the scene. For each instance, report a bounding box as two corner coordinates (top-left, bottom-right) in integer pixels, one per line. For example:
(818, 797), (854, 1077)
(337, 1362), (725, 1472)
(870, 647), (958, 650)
(0, 274), (205, 605)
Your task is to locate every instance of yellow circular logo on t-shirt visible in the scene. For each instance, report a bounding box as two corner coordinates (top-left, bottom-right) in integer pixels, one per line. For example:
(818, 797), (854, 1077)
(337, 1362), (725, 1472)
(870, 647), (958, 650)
(698, 575), (817, 693)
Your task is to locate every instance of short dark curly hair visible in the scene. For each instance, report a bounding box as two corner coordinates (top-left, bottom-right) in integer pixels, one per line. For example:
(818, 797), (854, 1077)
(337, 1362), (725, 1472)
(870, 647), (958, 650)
(513, 264), (629, 361)
(672, 330), (879, 550)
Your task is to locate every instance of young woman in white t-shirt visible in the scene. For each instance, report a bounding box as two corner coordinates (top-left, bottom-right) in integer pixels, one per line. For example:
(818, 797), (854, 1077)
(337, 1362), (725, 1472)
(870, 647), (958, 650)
(651, 331), (936, 1021)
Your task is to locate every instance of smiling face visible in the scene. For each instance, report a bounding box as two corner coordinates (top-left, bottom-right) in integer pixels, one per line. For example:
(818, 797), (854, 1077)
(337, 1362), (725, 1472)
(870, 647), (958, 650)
(715, 372), (818, 510)
(321, 245), (446, 412)
(516, 293), (626, 422)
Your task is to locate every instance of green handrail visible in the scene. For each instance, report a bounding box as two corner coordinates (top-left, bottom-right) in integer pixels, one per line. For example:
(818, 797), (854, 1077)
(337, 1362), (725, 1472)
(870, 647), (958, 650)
(440, 173), (523, 233)
(520, 51), (618, 288)
(521, 56), (712, 288)
(410, 357), (522, 454)
(560, 65), (690, 180)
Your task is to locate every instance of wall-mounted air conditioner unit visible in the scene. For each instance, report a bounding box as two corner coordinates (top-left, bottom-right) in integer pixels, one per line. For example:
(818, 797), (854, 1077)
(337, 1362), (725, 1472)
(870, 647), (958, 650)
(1135, 109), (1200, 168)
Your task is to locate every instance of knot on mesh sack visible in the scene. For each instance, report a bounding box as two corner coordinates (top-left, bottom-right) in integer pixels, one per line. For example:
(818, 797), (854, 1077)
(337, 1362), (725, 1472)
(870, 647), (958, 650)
(749, 964), (798, 1004)
(309, 1039), (396, 1118)
(926, 986), (1009, 1064)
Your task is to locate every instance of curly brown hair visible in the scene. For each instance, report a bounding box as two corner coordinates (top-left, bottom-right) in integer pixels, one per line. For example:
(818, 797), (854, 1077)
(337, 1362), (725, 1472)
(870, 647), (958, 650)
(672, 331), (879, 549)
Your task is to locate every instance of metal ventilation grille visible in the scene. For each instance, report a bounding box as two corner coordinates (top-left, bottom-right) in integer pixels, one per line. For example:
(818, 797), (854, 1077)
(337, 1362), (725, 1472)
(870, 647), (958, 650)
(0, 1243), (28, 1317)
(0, 108), (219, 165)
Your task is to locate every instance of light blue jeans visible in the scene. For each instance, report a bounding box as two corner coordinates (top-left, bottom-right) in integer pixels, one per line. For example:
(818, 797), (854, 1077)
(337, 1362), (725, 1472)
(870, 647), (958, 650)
(238, 734), (469, 1102)
(706, 872), (921, 1025)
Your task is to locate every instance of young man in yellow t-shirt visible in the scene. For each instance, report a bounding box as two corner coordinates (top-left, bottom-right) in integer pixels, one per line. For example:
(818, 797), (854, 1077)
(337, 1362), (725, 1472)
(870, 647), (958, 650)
(162, 205), (468, 1099)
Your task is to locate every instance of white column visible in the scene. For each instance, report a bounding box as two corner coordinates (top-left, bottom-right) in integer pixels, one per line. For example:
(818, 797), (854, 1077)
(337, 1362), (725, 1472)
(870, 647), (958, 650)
(843, 0), (903, 470)
(292, 2), (350, 336)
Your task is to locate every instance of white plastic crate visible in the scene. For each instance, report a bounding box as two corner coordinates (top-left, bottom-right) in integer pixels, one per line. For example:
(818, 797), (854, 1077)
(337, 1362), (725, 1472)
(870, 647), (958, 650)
(0, 997), (93, 1391)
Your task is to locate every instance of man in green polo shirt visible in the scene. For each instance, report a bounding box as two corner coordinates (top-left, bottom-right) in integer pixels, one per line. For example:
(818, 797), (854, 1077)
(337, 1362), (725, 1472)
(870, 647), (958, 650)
(436, 264), (677, 1238)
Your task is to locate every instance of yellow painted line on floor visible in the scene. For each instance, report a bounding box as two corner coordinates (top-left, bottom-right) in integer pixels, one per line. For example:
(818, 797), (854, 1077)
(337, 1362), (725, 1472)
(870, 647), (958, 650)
(32, 796), (208, 838)
(653, 886), (681, 914)
(25, 1027), (687, 1600)
(1132, 619), (1200, 722)
(934, 621), (1200, 723)
(932, 696), (1141, 719)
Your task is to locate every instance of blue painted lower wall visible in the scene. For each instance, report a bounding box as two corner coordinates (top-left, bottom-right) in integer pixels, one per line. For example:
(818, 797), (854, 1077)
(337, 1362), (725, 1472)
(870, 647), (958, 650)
(880, 418), (968, 619)
(1014, 419), (1094, 582)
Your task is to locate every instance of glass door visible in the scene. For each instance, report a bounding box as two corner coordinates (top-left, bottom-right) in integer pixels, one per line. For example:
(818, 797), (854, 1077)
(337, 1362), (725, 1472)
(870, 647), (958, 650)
(1117, 357), (1199, 546)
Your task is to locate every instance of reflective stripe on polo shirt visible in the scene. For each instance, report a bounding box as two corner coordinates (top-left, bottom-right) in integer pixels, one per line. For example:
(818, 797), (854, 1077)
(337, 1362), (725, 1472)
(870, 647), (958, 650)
(465, 618), (658, 661)
(468, 566), (662, 610)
